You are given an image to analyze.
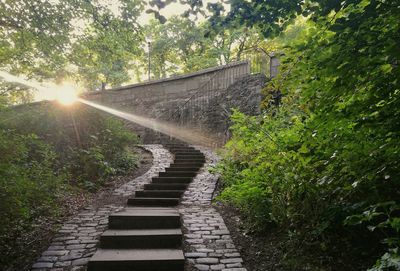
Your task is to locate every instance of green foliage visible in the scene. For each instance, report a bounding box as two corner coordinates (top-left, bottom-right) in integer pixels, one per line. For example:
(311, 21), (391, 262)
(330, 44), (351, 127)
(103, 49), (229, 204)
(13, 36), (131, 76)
(0, 130), (64, 228)
(0, 1), (259, 89)
(369, 248), (400, 271)
(1, 102), (138, 188)
(0, 80), (34, 106)
(216, 0), (400, 268)
(70, 0), (144, 90)
(0, 0), (144, 88)
(0, 101), (138, 268)
(141, 16), (258, 80)
(0, 0), (76, 76)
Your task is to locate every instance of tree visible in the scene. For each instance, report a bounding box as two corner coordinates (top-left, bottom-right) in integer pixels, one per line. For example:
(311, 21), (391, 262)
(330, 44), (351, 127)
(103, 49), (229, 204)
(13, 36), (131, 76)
(69, 0), (144, 90)
(141, 19), (180, 79)
(0, 0), (145, 91)
(140, 16), (259, 78)
(0, 0), (79, 78)
(0, 80), (33, 106)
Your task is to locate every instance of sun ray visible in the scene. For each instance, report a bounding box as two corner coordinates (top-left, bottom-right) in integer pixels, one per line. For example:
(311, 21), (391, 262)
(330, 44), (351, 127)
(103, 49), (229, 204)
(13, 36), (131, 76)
(56, 83), (78, 105)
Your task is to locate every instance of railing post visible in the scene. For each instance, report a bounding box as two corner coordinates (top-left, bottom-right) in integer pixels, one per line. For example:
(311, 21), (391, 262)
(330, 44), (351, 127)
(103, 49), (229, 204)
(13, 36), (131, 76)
(261, 53), (267, 75)
(270, 53), (280, 78)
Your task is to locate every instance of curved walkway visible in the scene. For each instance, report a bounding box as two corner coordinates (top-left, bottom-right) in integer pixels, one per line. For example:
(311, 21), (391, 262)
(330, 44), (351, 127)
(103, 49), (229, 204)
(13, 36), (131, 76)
(180, 146), (246, 271)
(31, 145), (172, 271)
(31, 145), (246, 271)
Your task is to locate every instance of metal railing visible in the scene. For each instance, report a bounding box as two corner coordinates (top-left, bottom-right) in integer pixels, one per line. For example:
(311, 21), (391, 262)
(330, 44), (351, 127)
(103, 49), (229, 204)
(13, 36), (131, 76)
(167, 51), (276, 147)
(169, 61), (250, 127)
(239, 47), (273, 77)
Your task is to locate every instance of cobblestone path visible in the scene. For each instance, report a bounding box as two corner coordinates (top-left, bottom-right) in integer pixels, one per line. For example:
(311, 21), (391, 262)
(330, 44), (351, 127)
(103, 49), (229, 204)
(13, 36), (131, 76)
(180, 146), (247, 271)
(31, 145), (246, 271)
(31, 145), (172, 271)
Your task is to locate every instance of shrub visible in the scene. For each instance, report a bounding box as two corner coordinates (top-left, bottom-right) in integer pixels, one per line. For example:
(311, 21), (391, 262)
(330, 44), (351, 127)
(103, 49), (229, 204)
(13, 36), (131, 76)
(216, 1), (399, 267)
(0, 101), (139, 268)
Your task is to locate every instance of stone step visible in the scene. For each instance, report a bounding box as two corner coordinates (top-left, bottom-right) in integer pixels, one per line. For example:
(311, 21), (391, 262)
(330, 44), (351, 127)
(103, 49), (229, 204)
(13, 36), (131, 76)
(165, 167), (200, 172)
(174, 153), (203, 156)
(165, 144), (189, 148)
(159, 171), (197, 178)
(169, 163), (204, 168)
(100, 229), (182, 249)
(168, 147), (196, 150)
(173, 159), (205, 164)
(174, 155), (205, 160)
(136, 190), (184, 198)
(152, 177), (192, 184)
(174, 151), (203, 154)
(174, 153), (202, 157)
(127, 197), (180, 207)
(144, 183), (188, 190)
(170, 149), (200, 153)
(109, 208), (180, 229)
(87, 248), (184, 271)
(168, 149), (195, 152)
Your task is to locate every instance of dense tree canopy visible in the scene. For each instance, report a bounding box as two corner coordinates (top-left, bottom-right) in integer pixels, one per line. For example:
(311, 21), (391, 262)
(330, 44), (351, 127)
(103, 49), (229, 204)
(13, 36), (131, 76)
(70, 0), (144, 90)
(0, 0), (263, 96)
(140, 16), (258, 80)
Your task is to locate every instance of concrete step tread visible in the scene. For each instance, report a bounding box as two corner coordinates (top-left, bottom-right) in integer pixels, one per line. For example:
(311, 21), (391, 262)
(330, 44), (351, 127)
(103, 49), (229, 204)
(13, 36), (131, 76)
(136, 190), (184, 197)
(162, 171), (198, 173)
(159, 172), (196, 177)
(169, 164), (203, 167)
(151, 178), (191, 184)
(138, 190), (185, 192)
(174, 153), (202, 155)
(174, 157), (204, 159)
(170, 152), (197, 154)
(102, 229), (182, 237)
(90, 248), (185, 261)
(144, 183), (188, 188)
(172, 163), (204, 165)
(165, 167), (200, 170)
(173, 159), (205, 162)
(153, 176), (192, 179)
(108, 208), (181, 229)
(174, 153), (204, 156)
(127, 197), (180, 207)
(130, 197), (181, 201)
(112, 208), (179, 217)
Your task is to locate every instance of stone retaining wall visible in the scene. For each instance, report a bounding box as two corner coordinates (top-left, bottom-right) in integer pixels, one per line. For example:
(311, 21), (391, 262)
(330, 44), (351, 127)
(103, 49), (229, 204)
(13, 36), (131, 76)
(82, 61), (250, 115)
(82, 62), (266, 146)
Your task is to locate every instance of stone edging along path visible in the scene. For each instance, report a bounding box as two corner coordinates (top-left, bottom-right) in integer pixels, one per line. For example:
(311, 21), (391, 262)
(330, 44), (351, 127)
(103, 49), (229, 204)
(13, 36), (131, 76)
(180, 146), (246, 271)
(31, 144), (246, 271)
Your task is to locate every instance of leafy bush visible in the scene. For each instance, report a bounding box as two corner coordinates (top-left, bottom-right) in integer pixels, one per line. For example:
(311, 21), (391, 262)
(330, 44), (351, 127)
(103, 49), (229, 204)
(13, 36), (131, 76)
(1, 102), (138, 188)
(0, 130), (64, 233)
(216, 1), (399, 268)
(0, 101), (139, 268)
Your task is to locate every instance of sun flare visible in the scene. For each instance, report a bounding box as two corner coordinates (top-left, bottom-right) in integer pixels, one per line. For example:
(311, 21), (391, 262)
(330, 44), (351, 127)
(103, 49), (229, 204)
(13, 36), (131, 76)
(56, 84), (78, 105)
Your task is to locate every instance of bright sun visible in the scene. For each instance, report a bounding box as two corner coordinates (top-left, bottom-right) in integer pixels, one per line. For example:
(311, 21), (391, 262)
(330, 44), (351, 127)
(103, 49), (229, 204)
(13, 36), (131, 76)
(56, 84), (78, 105)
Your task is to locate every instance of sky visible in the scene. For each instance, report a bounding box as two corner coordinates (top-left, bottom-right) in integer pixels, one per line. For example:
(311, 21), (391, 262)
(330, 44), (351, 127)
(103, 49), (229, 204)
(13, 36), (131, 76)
(0, 0), (229, 102)
(99, 0), (225, 25)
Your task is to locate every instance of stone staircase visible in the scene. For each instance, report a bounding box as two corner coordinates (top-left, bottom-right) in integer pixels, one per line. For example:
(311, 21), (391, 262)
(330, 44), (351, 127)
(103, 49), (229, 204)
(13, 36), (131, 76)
(87, 143), (205, 271)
